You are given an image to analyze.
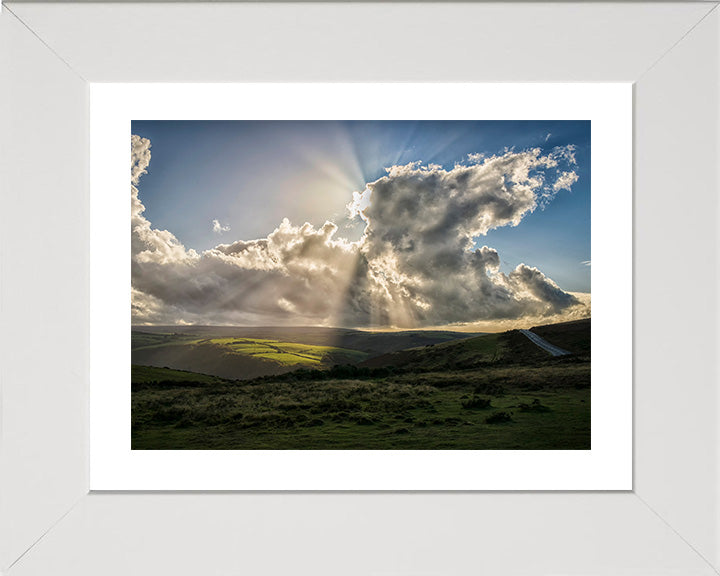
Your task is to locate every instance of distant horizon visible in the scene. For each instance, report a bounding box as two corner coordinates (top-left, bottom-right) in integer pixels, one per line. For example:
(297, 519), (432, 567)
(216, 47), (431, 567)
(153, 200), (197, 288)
(130, 314), (591, 335)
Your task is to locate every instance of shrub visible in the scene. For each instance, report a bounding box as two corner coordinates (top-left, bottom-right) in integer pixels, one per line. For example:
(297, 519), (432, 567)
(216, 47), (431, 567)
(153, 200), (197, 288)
(153, 405), (193, 424)
(354, 414), (375, 425)
(485, 411), (513, 424)
(474, 382), (506, 397)
(518, 398), (551, 413)
(462, 395), (492, 409)
(518, 380), (545, 391)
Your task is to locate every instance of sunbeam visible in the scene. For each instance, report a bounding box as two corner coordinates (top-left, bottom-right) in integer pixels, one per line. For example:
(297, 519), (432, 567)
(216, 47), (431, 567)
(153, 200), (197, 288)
(130, 120), (590, 330)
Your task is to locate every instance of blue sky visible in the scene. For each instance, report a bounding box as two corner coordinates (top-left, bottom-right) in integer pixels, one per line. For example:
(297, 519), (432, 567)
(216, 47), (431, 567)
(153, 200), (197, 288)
(131, 119), (590, 295)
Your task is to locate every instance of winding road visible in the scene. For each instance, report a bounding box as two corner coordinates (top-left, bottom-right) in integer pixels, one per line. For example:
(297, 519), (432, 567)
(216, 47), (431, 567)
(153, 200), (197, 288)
(519, 329), (571, 357)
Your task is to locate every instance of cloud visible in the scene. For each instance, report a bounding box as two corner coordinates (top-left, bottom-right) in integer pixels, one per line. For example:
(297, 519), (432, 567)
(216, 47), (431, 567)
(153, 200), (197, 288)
(131, 135), (197, 267)
(133, 218), (361, 326)
(131, 134), (151, 186)
(212, 219), (230, 234)
(131, 136), (588, 328)
(342, 150), (585, 326)
(581, 260), (591, 267)
(553, 170), (579, 192)
(545, 133), (552, 142)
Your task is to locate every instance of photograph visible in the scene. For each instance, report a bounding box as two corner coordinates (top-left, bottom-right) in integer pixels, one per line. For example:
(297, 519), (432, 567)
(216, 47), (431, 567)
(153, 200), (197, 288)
(130, 120), (591, 450)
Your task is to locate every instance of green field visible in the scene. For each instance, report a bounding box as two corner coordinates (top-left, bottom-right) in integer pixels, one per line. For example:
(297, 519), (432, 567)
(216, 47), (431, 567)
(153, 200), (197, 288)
(132, 321), (591, 450)
(131, 331), (372, 380)
(201, 337), (367, 366)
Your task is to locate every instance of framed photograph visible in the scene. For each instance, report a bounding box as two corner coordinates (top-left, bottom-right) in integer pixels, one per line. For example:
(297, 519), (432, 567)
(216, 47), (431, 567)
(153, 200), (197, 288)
(90, 83), (631, 490)
(2, 2), (718, 575)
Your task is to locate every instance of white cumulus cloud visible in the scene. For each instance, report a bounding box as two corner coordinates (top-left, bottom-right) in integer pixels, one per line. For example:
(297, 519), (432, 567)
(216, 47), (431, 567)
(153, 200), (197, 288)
(212, 219), (231, 234)
(553, 170), (579, 192)
(131, 135), (589, 328)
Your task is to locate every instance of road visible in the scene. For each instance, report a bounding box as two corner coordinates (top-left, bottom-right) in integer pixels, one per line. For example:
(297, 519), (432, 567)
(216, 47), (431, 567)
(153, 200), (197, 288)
(519, 329), (571, 357)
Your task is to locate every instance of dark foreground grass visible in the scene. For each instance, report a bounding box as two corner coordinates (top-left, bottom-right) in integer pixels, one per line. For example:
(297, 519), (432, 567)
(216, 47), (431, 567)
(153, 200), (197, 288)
(132, 359), (590, 450)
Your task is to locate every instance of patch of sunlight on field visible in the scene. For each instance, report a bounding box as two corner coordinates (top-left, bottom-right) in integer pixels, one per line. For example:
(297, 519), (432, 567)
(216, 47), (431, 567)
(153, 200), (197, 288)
(278, 342), (322, 353)
(206, 337), (366, 366)
(209, 337), (280, 347)
(253, 352), (318, 366)
(227, 344), (275, 354)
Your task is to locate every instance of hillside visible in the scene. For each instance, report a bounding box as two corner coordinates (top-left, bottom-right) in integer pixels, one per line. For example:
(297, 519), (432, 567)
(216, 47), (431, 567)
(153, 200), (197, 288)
(359, 323), (572, 371)
(131, 365), (233, 391)
(134, 325), (475, 353)
(132, 327), (479, 380)
(530, 318), (591, 356)
(132, 318), (591, 450)
(132, 344), (273, 380)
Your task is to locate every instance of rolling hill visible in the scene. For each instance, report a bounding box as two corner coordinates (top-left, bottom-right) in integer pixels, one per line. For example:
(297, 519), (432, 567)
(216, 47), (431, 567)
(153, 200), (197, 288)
(132, 326), (479, 380)
(359, 318), (590, 372)
(529, 318), (591, 355)
(132, 317), (591, 450)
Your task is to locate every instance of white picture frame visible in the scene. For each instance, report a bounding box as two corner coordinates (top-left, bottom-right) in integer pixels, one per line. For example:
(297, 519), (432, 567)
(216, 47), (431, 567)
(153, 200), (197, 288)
(2, 2), (719, 575)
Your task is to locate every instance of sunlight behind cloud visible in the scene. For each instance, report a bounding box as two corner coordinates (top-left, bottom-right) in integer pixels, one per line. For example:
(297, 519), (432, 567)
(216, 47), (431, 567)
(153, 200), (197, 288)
(130, 131), (589, 329)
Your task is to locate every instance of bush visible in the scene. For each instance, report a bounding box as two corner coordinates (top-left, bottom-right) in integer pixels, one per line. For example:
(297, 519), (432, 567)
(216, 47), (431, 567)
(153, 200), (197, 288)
(485, 411), (513, 424)
(474, 382), (506, 397)
(522, 382), (545, 391)
(153, 405), (193, 424)
(462, 395), (492, 409)
(518, 398), (551, 413)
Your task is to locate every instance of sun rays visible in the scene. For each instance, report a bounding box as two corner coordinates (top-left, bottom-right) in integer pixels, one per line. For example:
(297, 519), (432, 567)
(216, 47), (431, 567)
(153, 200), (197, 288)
(130, 121), (590, 330)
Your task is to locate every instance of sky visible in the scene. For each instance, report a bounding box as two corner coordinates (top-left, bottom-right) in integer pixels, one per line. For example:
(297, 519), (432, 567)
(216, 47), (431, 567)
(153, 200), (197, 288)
(130, 120), (591, 330)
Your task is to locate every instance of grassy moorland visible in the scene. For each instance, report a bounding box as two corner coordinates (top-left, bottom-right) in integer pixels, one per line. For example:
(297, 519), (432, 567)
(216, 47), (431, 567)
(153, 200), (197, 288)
(132, 319), (590, 450)
(529, 319), (591, 355)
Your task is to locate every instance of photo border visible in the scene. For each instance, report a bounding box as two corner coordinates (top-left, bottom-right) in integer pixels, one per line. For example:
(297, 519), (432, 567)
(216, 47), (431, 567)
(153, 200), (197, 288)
(90, 83), (632, 490)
